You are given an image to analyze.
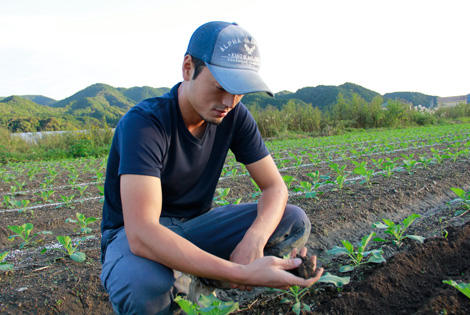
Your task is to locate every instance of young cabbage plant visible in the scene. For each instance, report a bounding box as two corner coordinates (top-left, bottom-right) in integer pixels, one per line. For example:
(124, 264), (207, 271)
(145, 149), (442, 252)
(213, 188), (231, 206)
(174, 293), (239, 315)
(66, 212), (101, 234)
(8, 223), (52, 249)
(353, 166), (375, 187)
(327, 232), (386, 272)
(43, 235), (92, 263)
(372, 214), (425, 247)
(443, 280), (470, 300)
(274, 273), (350, 315)
(0, 251), (13, 271)
(402, 159), (418, 175)
(449, 187), (470, 211)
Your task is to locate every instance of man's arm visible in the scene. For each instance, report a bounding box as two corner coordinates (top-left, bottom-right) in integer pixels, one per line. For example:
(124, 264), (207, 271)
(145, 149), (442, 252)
(120, 174), (319, 288)
(230, 154), (288, 266)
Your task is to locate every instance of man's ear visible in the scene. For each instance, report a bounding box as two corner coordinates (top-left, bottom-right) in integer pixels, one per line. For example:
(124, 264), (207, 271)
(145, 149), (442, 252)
(182, 55), (194, 81)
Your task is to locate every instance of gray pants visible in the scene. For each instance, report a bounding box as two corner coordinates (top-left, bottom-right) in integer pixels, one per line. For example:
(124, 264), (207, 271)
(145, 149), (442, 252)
(100, 203), (311, 314)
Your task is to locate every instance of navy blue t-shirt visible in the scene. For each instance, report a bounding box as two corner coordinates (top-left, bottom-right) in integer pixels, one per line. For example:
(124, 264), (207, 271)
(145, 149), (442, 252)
(101, 83), (269, 251)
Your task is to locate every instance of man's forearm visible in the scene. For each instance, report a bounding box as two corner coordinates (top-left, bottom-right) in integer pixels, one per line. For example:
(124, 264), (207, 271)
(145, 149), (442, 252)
(240, 183), (288, 251)
(128, 220), (246, 283)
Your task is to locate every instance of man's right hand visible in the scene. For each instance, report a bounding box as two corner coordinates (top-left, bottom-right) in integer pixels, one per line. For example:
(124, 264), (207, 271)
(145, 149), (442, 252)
(237, 254), (324, 289)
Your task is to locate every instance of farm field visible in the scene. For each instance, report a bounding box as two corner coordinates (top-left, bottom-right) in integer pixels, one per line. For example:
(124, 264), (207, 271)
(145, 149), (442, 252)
(1, 123), (470, 314)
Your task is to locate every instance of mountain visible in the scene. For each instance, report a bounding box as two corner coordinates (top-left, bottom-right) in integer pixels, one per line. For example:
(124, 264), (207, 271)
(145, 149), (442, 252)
(383, 92), (438, 107)
(242, 82), (381, 110)
(20, 95), (57, 106)
(51, 83), (139, 125)
(0, 96), (60, 116)
(118, 86), (170, 104)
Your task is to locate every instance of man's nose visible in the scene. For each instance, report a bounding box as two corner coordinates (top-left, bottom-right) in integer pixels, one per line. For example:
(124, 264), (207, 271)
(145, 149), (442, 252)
(222, 93), (243, 108)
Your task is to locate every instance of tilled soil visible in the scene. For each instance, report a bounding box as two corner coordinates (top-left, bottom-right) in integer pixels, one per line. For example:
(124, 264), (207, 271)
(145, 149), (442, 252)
(0, 152), (470, 314)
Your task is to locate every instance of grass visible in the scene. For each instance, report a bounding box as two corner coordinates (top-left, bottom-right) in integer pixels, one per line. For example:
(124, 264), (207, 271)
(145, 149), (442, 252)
(0, 126), (113, 164)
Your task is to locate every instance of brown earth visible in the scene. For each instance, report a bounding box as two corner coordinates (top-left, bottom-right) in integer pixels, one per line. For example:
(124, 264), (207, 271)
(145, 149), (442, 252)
(1, 148), (470, 314)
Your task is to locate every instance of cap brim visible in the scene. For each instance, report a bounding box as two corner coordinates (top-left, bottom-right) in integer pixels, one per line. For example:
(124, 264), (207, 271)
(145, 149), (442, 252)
(206, 63), (273, 97)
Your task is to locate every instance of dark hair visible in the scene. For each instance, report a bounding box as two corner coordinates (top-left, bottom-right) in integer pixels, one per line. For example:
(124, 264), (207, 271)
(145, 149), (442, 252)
(188, 55), (206, 80)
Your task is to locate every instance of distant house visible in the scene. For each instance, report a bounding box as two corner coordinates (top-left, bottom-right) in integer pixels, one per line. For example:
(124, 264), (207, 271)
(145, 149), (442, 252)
(436, 95), (468, 108)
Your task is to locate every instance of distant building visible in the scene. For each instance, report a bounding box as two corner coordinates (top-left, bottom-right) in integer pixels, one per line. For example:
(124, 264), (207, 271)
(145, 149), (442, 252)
(436, 95), (468, 108)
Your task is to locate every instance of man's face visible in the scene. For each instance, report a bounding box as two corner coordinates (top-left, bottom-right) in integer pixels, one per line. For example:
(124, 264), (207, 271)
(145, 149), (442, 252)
(187, 66), (244, 125)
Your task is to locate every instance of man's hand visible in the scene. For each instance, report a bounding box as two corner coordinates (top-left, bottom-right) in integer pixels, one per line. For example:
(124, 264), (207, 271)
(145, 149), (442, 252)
(229, 236), (264, 291)
(236, 251), (324, 289)
(231, 247), (324, 290)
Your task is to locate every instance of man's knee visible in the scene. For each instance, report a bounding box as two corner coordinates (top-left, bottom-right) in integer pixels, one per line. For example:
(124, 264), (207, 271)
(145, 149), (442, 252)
(265, 204), (311, 257)
(106, 261), (176, 314)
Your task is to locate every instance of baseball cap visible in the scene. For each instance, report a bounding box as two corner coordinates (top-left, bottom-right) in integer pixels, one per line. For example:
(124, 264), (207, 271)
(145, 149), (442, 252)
(186, 21), (273, 97)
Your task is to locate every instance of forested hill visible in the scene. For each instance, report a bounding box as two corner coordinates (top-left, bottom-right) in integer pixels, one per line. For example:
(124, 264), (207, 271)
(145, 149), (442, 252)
(0, 82), (444, 133)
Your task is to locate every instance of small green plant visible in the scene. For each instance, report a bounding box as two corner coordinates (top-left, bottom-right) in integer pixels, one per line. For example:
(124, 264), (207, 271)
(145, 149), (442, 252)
(76, 185), (88, 197)
(278, 285), (312, 315)
(250, 179), (261, 199)
(442, 280), (470, 299)
(334, 175), (346, 190)
(353, 166), (375, 187)
(66, 212), (101, 234)
(36, 190), (55, 203)
(174, 293), (239, 315)
(327, 232), (386, 272)
(7, 223), (52, 249)
(449, 187), (470, 210)
(372, 214), (425, 247)
(213, 188), (231, 206)
(402, 159), (418, 175)
(43, 236), (90, 262)
(329, 163), (347, 176)
(97, 185), (105, 203)
(0, 251), (13, 270)
(10, 199), (33, 216)
(58, 195), (75, 208)
(294, 181), (323, 200)
(282, 175), (296, 189)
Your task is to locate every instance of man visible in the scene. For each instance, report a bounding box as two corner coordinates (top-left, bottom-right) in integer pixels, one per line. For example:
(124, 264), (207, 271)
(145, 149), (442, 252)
(100, 21), (323, 314)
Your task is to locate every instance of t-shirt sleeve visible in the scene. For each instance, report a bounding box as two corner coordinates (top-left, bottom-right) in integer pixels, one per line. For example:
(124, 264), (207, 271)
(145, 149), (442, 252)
(116, 110), (167, 178)
(230, 104), (269, 165)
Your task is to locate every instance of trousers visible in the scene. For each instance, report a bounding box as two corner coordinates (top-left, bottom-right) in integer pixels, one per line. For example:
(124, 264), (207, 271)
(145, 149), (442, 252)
(100, 203), (311, 315)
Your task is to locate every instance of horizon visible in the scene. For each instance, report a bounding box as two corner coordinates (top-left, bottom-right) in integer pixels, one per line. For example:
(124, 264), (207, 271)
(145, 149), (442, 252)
(3, 81), (469, 102)
(1, 0), (469, 100)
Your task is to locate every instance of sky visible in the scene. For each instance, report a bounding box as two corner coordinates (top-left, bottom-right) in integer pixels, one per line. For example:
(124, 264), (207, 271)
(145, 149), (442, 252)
(1, 0), (469, 100)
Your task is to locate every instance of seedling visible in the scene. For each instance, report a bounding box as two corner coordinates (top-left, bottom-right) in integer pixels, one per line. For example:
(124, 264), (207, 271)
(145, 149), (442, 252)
(58, 195), (75, 208)
(277, 285), (312, 315)
(327, 232), (386, 272)
(36, 190), (55, 203)
(76, 185), (88, 196)
(449, 187), (470, 210)
(174, 293), (239, 315)
(372, 214), (425, 247)
(10, 199), (33, 216)
(2, 195), (13, 208)
(402, 159), (418, 175)
(251, 179), (261, 199)
(97, 185), (105, 203)
(8, 223), (52, 249)
(294, 181), (323, 200)
(66, 212), (101, 234)
(0, 251), (13, 270)
(443, 280), (470, 299)
(329, 163), (347, 177)
(213, 188), (231, 206)
(334, 175), (346, 190)
(282, 175), (296, 189)
(353, 166), (375, 187)
(43, 236), (91, 262)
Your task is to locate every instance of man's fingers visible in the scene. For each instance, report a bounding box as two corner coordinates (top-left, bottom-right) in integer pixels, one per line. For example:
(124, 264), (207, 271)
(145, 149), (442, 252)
(304, 267), (324, 287)
(299, 247), (307, 256)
